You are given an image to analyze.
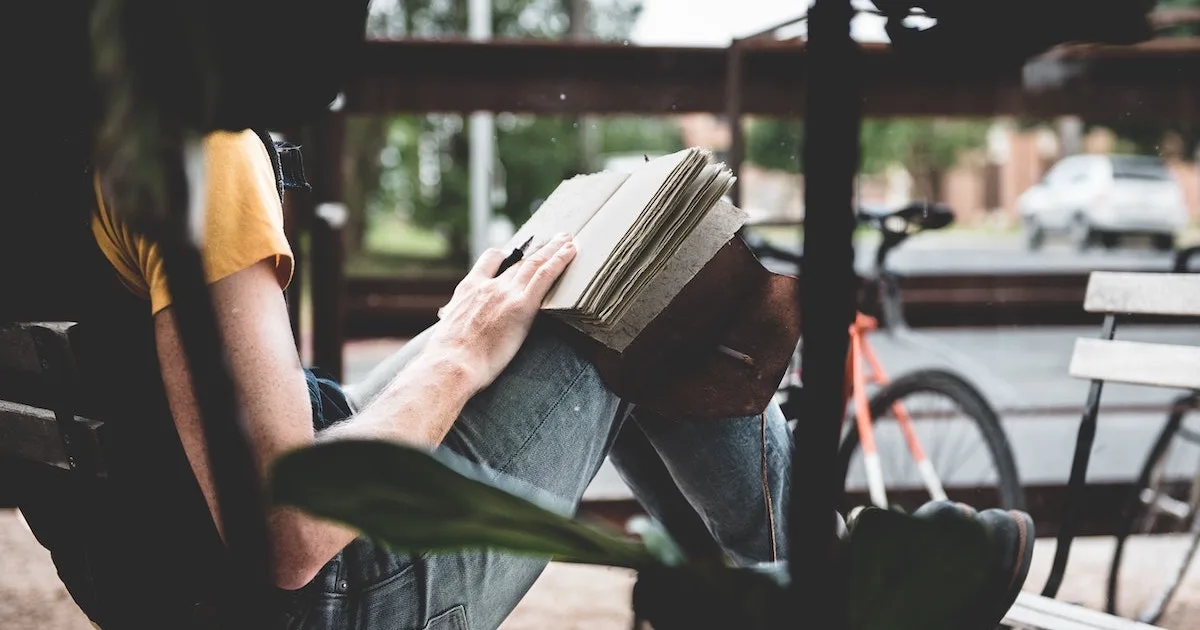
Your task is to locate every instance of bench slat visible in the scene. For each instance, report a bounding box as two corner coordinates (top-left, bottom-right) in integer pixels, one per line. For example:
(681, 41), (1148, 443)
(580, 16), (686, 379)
(0, 399), (105, 475)
(0, 399), (69, 469)
(1003, 593), (1164, 630)
(0, 324), (43, 374)
(1069, 338), (1200, 391)
(1084, 272), (1200, 317)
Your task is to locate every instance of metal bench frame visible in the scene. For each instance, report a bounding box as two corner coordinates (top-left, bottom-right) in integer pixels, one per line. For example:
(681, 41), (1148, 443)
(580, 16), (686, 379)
(1003, 264), (1200, 630)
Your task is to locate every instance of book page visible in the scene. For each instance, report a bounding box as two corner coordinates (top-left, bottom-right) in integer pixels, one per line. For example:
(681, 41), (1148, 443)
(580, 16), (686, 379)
(505, 170), (630, 254)
(576, 153), (708, 315)
(559, 199), (748, 351)
(542, 149), (695, 310)
(593, 165), (733, 324)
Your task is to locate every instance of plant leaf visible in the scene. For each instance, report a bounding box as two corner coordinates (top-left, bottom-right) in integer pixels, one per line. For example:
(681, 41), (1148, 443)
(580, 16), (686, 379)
(626, 515), (686, 567)
(270, 440), (655, 568)
(845, 507), (996, 630)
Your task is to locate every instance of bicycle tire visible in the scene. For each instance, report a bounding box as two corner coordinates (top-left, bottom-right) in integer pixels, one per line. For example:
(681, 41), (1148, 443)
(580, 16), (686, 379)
(837, 368), (1025, 512)
(1105, 394), (1200, 624)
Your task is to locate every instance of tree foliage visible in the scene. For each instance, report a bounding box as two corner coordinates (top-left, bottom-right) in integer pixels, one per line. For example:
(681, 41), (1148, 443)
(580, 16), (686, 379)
(745, 117), (990, 199)
(352, 0), (670, 264)
(745, 118), (804, 173)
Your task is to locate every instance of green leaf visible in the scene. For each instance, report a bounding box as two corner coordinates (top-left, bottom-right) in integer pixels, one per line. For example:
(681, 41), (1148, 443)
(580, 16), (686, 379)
(845, 507), (996, 630)
(270, 440), (656, 569)
(626, 515), (686, 567)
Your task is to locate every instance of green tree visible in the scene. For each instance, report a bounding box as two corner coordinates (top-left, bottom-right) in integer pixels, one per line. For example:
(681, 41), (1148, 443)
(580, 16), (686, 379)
(361, 0), (653, 264)
(745, 118), (804, 173)
(745, 117), (990, 202)
(859, 118), (990, 201)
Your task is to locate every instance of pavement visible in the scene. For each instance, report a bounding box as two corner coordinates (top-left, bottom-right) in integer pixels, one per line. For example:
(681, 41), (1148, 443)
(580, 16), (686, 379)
(751, 228), (1197, 276)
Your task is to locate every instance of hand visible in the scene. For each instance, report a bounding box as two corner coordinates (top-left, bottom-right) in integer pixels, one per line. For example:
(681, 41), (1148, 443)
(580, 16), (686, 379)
(427, 233), (576, 393)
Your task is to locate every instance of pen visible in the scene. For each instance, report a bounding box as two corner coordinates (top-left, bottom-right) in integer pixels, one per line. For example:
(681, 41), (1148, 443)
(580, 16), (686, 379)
(495, 234), (535, 277)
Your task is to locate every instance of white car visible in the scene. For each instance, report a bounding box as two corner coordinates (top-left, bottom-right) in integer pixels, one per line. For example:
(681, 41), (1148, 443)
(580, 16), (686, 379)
(1017, 154), (1188, 251)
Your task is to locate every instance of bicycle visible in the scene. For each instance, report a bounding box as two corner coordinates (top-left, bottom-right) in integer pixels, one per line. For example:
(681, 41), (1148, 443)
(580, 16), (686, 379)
(1104, 245), (1200, 626)
(743, 202), (1025, 514)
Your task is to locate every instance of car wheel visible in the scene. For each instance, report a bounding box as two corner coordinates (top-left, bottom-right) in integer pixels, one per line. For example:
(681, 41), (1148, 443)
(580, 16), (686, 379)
(1152, 233), (1175, 252)
(1069, 215), (1093, 251)
(1099, 231), (1120, 250)
(1024, 217), (1046, 251)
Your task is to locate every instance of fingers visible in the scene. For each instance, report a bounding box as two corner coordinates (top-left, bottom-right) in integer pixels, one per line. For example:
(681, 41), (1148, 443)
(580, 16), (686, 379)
(468, 247), (508, 280)
(513, 233), (571, 284)
(524, 237), (577, 298)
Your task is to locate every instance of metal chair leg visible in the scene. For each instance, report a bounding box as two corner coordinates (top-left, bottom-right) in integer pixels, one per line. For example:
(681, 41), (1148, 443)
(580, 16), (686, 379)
(1042, 314), (1117, 598)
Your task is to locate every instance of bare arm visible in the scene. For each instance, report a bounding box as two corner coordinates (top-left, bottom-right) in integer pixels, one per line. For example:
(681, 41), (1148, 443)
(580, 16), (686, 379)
(156, 234), (575, 590)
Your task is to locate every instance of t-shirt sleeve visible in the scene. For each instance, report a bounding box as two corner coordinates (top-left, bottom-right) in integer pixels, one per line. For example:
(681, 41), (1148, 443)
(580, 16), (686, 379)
(91, 130), (295, 315)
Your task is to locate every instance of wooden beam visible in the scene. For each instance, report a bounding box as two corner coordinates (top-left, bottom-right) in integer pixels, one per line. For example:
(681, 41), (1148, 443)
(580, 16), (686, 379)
(343, 38), (1200, 120)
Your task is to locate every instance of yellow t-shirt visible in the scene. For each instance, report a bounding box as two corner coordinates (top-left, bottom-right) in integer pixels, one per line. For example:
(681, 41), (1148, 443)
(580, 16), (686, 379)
(91, 130), (295, 314)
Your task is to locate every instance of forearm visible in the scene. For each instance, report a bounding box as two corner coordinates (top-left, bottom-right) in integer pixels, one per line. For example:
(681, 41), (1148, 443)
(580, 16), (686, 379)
(319, 346), (477, 448)
(271, 347), (477, 589)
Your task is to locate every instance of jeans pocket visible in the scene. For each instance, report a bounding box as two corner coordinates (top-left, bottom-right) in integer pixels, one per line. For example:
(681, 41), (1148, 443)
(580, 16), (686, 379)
(422, 605), (467, 630)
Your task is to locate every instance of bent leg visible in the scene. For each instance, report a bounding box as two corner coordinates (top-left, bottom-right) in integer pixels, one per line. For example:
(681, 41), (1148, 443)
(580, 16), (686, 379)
(296, 323), (626, 630)
(318, 321), (790, 628)
(610, 404), (792, 566)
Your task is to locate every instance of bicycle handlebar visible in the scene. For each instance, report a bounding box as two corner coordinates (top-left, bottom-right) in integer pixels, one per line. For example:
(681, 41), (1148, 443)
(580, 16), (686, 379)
(745, 201), (956, 275)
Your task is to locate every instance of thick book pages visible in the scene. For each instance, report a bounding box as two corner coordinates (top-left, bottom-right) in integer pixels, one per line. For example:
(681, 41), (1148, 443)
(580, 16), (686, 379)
(506, 147), (742, 352)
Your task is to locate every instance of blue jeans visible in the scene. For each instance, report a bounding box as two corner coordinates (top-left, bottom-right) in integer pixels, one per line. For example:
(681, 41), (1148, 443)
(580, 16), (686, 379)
(279, 323), (792, 629)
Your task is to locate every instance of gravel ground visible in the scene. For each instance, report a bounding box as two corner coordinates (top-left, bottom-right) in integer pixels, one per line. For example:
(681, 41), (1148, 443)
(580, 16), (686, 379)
(2, 508), (1196, 629)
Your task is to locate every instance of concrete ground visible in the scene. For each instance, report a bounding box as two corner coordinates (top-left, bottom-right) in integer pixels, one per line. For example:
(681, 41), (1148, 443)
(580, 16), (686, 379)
(2, 507), (1195, 629)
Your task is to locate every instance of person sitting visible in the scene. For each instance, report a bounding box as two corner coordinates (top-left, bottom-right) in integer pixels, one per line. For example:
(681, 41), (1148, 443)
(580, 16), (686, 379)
(10, 129), (1031, 630)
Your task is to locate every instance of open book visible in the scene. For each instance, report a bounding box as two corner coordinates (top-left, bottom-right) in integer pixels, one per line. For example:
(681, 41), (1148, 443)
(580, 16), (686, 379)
(505, 148), (745, 352)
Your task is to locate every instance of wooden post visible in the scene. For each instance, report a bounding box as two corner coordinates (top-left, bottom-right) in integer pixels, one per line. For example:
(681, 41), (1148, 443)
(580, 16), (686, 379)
(305, 114), (347, 375)
(790, 0), (860, 625)
(279, 126), (313, 355)
(311, 203), (347, 381)
(725, 42), (745, 207)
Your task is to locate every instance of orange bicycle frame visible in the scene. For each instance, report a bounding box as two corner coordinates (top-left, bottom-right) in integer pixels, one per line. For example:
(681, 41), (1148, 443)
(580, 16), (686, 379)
(846, 312), (948, 507)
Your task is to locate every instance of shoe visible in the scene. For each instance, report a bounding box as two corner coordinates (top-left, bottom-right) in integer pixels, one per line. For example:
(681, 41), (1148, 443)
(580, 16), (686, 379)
(975, 508), (1035, 629)
(913, 500), (1035, 630)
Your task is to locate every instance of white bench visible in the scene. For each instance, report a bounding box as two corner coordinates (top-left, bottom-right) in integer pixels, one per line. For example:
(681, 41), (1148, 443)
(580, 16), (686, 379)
(1003, 270), (1200, 630)
(1004, 592), (1164, 630)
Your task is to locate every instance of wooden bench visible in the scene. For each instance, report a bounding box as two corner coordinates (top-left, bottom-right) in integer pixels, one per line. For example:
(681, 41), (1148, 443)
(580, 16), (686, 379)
(1004, 592), (1165, 630)
(0, 321), (107, 608)
(1001, 269), (1200, 630)
(0, 322), (106, 478)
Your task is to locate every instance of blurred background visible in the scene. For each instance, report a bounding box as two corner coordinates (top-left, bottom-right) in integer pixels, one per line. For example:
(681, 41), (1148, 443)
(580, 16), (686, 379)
(5, 1), (1200, 628)
(340, 0), (1199, 280)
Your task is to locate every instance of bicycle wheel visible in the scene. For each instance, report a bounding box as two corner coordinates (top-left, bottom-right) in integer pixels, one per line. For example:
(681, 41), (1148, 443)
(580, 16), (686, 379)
(837, 369), (1024, 513)
(1105, 394), (1200, 625)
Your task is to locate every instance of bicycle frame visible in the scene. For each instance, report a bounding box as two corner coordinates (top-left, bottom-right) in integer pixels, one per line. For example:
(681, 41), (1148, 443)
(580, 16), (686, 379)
(749, 207), (1012, 507)
(867, 247), (1026, 412)
(847, 310), (949, 508)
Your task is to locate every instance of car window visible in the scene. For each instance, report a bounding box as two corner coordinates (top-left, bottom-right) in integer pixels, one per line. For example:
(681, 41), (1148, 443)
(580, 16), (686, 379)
(1067, 160), (1090, 183)
(1044, 160), (1071, 185)
(1109, 155), (1171, 181)
(1046, 158), (1082, 185)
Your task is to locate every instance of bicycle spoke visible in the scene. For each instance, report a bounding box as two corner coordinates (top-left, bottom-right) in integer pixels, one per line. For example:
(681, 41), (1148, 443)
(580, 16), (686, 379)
(838, 370), (1022, 514)
(1109, 404), (1200, 624)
